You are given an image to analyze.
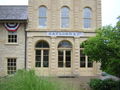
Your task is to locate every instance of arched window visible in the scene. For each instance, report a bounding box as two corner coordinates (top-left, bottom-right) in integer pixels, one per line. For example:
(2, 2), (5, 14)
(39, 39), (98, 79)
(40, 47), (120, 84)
(35, 41), (49, 68)
(58, 41), (72, 68)
(83, 7), (92, 28)
(80, 42), (93, 68)
(61, 7), (70, 28)
(39, 6), (47, 28)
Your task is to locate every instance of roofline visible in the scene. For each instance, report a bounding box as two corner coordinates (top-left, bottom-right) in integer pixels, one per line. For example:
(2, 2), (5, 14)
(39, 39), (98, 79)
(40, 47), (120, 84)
(0, 19), (28, 21)
(0, 5), (28, 7)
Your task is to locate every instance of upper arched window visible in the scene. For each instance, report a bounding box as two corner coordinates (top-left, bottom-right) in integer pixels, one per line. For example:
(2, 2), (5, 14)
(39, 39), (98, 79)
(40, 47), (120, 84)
(58, 41), (72, 48)
(61, 7), (70, 28)
(83, 7), (92, 28)
(39, 6), (47, 28)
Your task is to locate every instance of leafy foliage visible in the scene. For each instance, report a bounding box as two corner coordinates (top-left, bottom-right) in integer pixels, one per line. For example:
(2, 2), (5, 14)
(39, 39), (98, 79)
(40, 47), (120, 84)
(83, 18), (120, 77)
(89, 79), (120, 90)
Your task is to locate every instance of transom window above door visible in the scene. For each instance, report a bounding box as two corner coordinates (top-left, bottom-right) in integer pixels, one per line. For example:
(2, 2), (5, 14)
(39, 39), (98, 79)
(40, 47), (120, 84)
(35, 41), (49, 68)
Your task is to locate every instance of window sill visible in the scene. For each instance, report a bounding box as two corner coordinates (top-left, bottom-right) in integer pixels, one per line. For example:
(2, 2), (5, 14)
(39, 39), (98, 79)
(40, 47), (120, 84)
(5, 43), (19, 45)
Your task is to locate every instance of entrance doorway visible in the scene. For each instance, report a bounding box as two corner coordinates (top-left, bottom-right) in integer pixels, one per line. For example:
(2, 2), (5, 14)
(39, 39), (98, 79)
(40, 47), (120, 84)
(57, 41), (72, 76)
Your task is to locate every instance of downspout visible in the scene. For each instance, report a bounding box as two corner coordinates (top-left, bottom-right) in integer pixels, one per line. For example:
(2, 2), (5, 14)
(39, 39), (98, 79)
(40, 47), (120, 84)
(24, 22), (27, 70)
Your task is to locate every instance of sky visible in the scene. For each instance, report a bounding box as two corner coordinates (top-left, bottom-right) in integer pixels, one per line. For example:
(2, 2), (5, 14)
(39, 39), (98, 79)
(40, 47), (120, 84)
(0, 0), (120, 26)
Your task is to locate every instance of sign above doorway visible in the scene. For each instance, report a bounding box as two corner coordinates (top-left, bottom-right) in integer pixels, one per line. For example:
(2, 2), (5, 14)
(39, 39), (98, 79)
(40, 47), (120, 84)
(47, 32), (84, 37)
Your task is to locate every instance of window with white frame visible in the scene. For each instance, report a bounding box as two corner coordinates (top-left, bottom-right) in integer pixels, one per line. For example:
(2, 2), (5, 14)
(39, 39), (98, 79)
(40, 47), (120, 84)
(61, 7), (70, 28)
(80, 48), (93, 68)
(83, 7), (92, 28)
(8, 31), (17, 43)
(7, 58), (16, 74)
(35, 41), (49, 68)
(39, 6), (47, 28)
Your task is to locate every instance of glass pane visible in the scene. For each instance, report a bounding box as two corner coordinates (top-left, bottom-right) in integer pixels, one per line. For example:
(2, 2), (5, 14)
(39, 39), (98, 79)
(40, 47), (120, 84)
(58, 50), (63, 55)
(43, 50), (49, 55)
(36, 41), (49, 48)
(80, 50), (85, 57)
(65, 51), (71, 67)
(66, 56), (71, 62)
(66, 51), (71, 55)
(58, 41), (72, 48)
(84, 19), (91, 28)
(36, 56), (41, 62)
(66, 61), (71, 67)
(61, 7), (69, 17)
(39, 18), (47, 28)
(36, 50), (41, 55)
(43, 61), (49, 67)
(43, 56), (48, 61)
(36, 62), (41, 67)
(80, 57), (85, 67)
(39, 7), (47, 17)
(58, 56), (63, 62)
(88, 57), (93, 67)
(58, 51), (64, 67)
(84, 8), (91, 18)
(58, 62), (63, 67)
(61, 18), (69, 28)
(43, 50), (49, 67)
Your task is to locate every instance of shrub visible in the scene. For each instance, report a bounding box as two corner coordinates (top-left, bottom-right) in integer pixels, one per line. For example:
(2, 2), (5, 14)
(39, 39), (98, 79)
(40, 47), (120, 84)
(89, 79), (120, 90)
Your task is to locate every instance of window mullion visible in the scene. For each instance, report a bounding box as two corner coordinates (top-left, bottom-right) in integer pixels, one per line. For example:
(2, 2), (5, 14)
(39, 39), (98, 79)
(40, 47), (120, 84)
(41, 50), (43, 67)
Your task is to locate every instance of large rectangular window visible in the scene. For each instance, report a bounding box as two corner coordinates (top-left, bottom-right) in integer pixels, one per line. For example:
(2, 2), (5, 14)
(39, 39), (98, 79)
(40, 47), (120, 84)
(80, 50), (93, 68)
(8, 31), (17, 43)
(7, 58), (16, 74)
(61, 7), (70, 28)
(58, 50), (64, 67)
(88, 57), (93, 67)
(80, 50), (86, 67)
(39, 6), (47, 28)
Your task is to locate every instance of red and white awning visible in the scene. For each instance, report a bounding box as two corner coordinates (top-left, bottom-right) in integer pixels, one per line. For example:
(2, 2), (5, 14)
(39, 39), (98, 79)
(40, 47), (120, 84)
(4, 23), (20, 31)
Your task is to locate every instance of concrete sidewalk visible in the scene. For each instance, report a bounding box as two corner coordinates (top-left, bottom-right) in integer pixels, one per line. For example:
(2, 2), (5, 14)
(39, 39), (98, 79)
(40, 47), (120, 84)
(48, 76), (100, 90)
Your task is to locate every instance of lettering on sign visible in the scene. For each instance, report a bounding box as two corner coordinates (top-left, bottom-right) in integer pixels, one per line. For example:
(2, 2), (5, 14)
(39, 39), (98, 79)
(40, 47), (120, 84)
(47, 32), (84, 37)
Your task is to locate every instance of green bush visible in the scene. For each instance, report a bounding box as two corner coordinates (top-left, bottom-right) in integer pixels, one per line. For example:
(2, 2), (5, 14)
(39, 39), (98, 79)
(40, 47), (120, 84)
(0, 70), (60, 90)
(89, 79), (120, 90)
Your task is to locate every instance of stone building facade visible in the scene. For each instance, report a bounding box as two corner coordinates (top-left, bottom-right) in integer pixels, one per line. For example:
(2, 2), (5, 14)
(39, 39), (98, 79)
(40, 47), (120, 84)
(0, 6), (27, 77)
(27, 0), (101, 76)
(0, 0), (101, 77)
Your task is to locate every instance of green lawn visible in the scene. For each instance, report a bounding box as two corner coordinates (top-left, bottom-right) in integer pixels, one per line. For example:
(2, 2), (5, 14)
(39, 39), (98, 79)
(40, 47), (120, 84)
(0, 70), (69, 90)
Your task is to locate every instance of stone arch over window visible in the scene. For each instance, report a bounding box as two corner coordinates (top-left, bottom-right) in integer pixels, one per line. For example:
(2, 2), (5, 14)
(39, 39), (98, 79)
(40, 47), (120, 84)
(35, 40), (49, 68)
(61, 6), (70, 28)
(39, 6), (47, 28)
(83, 7), (92, 28)
(58, 40), (72, 68)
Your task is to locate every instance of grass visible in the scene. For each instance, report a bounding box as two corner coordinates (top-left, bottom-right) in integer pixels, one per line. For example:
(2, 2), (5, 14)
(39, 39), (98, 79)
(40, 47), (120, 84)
(0, 70), (63, 90)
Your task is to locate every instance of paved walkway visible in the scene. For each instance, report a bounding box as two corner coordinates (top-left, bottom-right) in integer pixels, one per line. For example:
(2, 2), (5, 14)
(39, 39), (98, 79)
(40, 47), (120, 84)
(49, 76), (100, 90)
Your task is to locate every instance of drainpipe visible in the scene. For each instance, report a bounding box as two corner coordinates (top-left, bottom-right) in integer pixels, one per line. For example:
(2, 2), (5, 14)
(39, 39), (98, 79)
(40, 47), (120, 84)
(24, 22), (27, 70)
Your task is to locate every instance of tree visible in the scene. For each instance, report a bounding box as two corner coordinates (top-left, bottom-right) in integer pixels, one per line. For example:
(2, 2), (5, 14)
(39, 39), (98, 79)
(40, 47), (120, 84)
(83, 18), (120, 77)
